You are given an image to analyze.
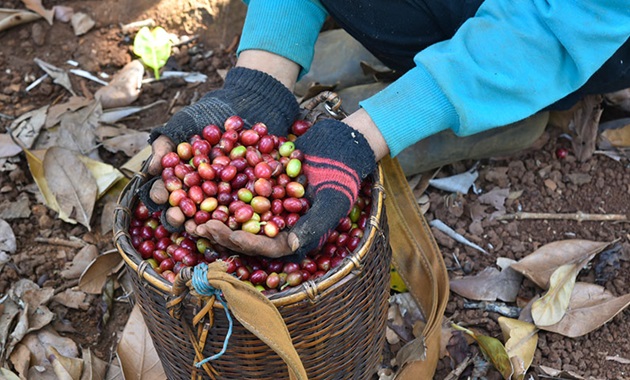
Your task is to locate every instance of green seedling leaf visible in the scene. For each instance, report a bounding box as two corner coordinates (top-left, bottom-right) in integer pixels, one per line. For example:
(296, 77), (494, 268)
(133, 26), (172, 79)
(452, 324), (513, 379)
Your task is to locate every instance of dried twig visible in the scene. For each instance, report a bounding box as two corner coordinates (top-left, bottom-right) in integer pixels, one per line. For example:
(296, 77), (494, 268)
(443, 356), (473, 380)
(34, 237), (87, 248)
(496, 211), (628, 222)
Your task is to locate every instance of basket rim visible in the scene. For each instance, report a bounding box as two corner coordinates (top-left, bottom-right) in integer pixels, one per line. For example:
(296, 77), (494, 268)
(114, 163), (385, 307)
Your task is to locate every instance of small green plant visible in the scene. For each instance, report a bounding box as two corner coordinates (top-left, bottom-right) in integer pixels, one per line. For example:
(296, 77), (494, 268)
(133, 26), (172, 80)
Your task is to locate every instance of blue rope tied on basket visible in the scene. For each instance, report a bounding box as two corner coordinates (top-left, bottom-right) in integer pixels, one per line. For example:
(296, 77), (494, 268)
(191, 263), (233, 367)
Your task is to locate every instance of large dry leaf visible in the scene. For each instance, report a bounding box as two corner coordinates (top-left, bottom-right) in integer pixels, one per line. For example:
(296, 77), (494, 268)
(43, 147), (98, 229)
(452, 324), (513, 379)
(56, 100), (101, 156)
(81, 348), (108, 380)
(99, 99), (166, 124)
(511, 239), (610, 289)
(531, 264), (578, 326)
(498, 317), (538, 380)
(117, 304), (166, 380)
(77, 155), (125, 198)
(539, 282), (630, 338)
(61, 244), (99, 280)
(21, 0), (54, 24)
(48, 345), (83, 380)
(78, 251), (123, 294)
(0, 9), (41, 32)
(450, 259), (522, 302)
(105, 356), (124, 380)
(24, 147), (68, 221)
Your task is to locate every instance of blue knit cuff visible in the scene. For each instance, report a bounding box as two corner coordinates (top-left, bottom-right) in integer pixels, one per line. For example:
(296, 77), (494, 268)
(359, 66), (459, 157)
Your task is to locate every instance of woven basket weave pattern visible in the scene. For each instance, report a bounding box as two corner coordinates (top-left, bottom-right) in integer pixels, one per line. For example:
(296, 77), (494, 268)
(115, 166), (391, 380)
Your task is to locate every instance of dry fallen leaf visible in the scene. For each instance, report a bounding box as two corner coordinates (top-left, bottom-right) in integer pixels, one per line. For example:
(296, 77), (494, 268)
(395, 336), (427, 371)
(538, 282), (630, 338)
(450, 259), (522, 302)
(102, 131), (150, 157)
(531, 263), (579, 327)
(78, 251), (123, 294)
(511, 239), (610, 289)
(452, 324), (513, 380)
(34, 58), (76, 95)
(8, 104), (49, 148)
(52, 289), (91, 310)
(61, 244), (99, 279)
(48, 345), (83, 380)
(21, 0), (54, 24)
(601, 121), (630, 148)
(81, 348), (108, 380)
(498, 317), (538, 380)
(117, 304), (166, 380)
(43, 147), (98, 230)
(77, 155), (125, 198)
(538, 365), (585, 379)
(0, 367), (21, 379)
(0, 9), (42, 32)
(0, 133), (22, 158)
(45, 96), (93, 128)
(0, 218), (16, 254)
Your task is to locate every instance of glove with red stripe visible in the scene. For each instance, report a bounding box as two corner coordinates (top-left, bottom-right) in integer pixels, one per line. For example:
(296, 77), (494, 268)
(289, 119), (376, 259)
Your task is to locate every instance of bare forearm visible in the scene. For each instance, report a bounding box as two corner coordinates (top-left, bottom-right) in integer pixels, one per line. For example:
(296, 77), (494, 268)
(343, 109), (390, 161)
(236, 50), (301, 91)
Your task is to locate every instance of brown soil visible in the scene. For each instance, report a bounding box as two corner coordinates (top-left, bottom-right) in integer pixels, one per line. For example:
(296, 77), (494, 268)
(0, 1), (628, 379)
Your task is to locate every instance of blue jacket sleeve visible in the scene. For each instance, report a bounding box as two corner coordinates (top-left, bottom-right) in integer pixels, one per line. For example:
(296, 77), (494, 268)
(360, 0), (630, 156)
(237, 0), (328, 77)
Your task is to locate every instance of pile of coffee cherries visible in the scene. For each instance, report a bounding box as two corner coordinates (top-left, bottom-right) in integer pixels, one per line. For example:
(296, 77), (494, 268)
(128, 116), (374, 293)
(160, 115), (310, 238)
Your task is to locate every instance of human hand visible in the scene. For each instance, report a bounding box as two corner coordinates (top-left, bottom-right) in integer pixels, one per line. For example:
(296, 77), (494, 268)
(193, 118), (376, 261)
(137, 67), (300, 231)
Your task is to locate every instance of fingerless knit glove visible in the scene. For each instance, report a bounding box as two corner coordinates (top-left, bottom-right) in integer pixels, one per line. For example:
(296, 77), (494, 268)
(290, 119), (376, 260)
(149, 67), (300, 144)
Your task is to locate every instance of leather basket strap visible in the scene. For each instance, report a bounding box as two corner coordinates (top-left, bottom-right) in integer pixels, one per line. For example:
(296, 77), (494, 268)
(381, 155), (450, 379)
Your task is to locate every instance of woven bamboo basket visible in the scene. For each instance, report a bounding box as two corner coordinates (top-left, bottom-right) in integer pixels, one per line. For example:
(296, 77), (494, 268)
(113, 96), (391, 379)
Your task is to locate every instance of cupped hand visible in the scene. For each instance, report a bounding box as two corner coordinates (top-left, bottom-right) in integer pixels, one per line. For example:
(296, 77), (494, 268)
(188, 220), (293, 258)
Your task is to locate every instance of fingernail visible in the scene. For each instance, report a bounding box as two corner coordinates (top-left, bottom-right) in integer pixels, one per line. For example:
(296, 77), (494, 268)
(288, 233), (299, 252)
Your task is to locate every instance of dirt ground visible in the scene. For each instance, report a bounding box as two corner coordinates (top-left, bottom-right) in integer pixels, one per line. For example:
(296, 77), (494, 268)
(0, 1), (628, 379)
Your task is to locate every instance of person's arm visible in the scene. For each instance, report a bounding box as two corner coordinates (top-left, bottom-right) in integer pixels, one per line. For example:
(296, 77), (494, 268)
(360, 0), (630, 157)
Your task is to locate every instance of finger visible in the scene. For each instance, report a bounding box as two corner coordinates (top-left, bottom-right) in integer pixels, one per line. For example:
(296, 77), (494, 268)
(229, 230), (292, 258)
(196, 221), (242, 252)
(149, 179), (169, 205)
(184, 219), (198, 236)
(165, 207), (185, 229)
(148, 136), (176, 176)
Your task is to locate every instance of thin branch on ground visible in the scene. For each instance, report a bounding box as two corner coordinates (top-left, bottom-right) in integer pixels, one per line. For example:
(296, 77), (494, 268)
(34, 237), (87, 248)
(496, 211), (628, 222)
